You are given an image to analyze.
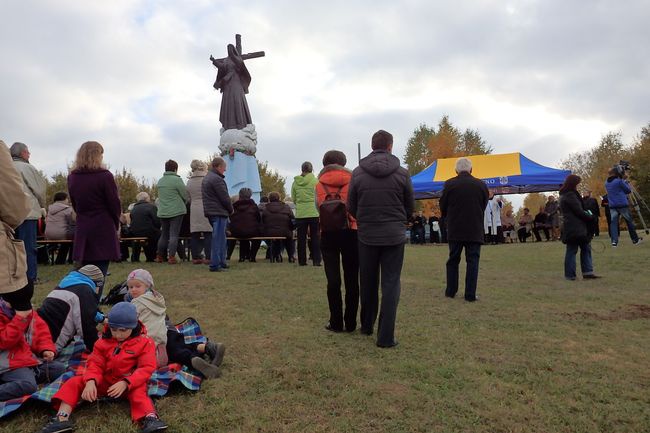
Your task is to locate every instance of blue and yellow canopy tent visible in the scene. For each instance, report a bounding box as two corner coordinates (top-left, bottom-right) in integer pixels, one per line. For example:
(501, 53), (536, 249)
(411, 152), (571, 199)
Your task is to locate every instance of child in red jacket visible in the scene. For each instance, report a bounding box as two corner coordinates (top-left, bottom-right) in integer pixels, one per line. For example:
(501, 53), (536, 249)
(40, 302), (167, 433)
(0, 287), (65, 401)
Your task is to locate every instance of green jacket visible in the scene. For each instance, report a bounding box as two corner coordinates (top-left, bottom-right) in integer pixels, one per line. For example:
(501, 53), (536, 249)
(291, 173), (319, 218)
(156, 172), (188, 218)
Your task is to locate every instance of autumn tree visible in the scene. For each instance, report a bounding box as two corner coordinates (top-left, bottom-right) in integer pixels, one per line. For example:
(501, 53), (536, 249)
(629, 123), (650, 222)
(561, 131), (631, 197)
(258, 160), (286, 198)
(45, 171), (69, 204)
(516, 193), (549, 221)
(403, 124), (434, 176)
(403, 115), (492, 216)
(114, 167), (157, 211)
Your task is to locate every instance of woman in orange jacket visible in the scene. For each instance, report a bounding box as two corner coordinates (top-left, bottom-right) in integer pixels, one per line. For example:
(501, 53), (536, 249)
(315, 150), (359, 333)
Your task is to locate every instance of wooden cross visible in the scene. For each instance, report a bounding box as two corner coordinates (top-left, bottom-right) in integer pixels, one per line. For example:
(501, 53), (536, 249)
(212, 34), (265, 62)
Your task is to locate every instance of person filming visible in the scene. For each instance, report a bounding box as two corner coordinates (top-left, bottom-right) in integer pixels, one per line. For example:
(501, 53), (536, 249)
(604, 165), (642, 247)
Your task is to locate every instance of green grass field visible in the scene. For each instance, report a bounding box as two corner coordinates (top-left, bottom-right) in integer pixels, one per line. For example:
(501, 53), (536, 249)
(3, 237), (650, 433)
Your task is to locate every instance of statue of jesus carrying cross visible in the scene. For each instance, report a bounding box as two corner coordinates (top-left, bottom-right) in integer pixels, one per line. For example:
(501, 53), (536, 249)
(210, 34), (265, 131)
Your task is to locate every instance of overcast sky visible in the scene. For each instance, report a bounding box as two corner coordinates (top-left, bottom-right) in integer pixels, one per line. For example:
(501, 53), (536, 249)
(1, 0), (648, 197)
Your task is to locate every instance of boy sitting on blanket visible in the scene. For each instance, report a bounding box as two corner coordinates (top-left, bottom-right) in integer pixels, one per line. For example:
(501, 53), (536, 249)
(0, 284), (65, 401)
(39, 302), (167, 433)
(125, 269), (225, 379)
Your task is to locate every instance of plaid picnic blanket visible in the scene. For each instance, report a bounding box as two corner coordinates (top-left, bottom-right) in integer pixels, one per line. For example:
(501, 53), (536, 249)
(0, 317), (206, 418)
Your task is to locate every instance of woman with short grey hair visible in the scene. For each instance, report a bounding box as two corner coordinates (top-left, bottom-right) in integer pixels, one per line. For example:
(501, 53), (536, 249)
(186, 159), (212, 264)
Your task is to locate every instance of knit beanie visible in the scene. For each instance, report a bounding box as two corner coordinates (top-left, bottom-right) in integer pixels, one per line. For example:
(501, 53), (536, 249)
(1, 280), (34, 311)
(78, 265), (105, 291)
(127, 269), (154, 289)
(108, 302), (138, 329)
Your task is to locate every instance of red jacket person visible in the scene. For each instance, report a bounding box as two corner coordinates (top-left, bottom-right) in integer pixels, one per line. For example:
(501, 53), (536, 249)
(40, 302), (167, 433)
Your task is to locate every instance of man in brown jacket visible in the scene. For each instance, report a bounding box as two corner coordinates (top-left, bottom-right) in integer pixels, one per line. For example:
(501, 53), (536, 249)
(0, 140), (33, 313)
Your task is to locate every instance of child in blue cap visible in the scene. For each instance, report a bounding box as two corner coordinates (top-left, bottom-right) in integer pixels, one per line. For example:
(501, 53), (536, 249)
(40, 302), (167, 433)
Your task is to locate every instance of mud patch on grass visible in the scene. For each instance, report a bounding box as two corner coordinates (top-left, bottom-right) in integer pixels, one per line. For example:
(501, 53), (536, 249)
(565, 304), (650, 321)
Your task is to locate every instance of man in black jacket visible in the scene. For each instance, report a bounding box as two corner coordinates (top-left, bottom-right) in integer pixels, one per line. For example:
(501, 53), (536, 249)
(348, 130), (414, 348)
(439, 157), (489, 302)
(582, 190), (601, 237)
(202, 157), (234, 272)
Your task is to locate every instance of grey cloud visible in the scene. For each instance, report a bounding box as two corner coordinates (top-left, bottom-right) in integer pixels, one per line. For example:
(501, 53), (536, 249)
(1, 0), (648, 186)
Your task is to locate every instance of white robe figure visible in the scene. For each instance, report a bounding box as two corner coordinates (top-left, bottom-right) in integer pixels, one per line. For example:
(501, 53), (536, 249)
(484, 197), (503, 235)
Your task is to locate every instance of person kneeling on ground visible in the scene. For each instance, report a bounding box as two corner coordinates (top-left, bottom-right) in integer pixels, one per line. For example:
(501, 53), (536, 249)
(38, 264), (106, 353)
(125, 269), (226, 378)
(39, 302), (167, 433)
(0, 284), (65, 401)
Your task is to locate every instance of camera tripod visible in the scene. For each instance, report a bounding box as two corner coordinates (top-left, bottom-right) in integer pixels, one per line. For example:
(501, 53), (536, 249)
(629, 184), (650, 235)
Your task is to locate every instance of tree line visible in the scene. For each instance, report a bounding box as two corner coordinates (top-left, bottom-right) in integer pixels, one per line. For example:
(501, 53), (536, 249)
(560, 124), (650, 222)
(403, 116), (650, 224)
(43, 161), (287, 212)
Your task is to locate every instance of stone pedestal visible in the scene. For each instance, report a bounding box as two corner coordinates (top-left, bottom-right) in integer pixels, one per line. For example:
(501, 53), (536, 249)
(220, 124), (262, 202)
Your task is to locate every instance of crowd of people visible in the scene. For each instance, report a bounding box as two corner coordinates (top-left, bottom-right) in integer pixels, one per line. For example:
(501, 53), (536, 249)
(1, 131), (645, 431)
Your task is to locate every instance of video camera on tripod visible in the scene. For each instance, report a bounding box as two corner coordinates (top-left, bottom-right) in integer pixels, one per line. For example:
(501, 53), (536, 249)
(612, 160), (632, 178)
(611, 159), (650, 234)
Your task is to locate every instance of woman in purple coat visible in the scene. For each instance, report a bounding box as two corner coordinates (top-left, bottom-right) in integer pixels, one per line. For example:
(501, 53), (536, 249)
(67, 141), (121, 281)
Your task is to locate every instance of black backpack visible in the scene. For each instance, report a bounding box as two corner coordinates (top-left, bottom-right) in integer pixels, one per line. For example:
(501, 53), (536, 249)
(319, 184), (349, 232)
(100, 280), (128, 305)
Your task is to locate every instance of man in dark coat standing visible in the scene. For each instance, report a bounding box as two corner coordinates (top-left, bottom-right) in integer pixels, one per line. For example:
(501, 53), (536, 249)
(202, 157), (234, 272)
(439, 157), (489, 302)
(582, 190), (601, 237)
(348, 130), (414, 348)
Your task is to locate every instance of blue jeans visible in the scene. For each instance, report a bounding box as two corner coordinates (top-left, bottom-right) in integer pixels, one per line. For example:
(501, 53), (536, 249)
(609, 207), (639, 244)
(0, 361), (66, 400)
(445, 241), (481, 300)
(209, 216), (228, 270)
(564, 242), (594, 279)
(15, 219), (37, 281)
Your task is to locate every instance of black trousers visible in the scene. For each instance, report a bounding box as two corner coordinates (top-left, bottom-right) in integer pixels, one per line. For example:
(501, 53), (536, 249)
(296, 218), (321, 265)
(445, 241), (481, 301)
(321, 230), (359, 331)
(131, 231), (160, 262)
(270, 238), (294, 262)
(358, 242), (404, 346)
(533, 226), (549, 242)
(227, 239), (236, 260)
(166, 329), (200, 368)
(239, 239), (261, 261)
(518, 228), (531, 242)
(54, 242), (73, 265)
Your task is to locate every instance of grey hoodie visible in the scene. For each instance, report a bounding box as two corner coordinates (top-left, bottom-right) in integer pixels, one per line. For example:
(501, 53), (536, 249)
(45, 201), (75, 239)
(348, 150), (414, 245)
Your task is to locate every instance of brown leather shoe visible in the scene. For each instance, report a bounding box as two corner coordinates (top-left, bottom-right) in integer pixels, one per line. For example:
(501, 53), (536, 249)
(192, 259), (203, 265)
(154, 255), (164, 263)
(168, 257), (178, 264)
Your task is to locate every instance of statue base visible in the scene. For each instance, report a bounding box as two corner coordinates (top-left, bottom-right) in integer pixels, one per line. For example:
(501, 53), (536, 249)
(219, 124), (257, 156)
(223, 150), (262, 203)
(219, 123), (261, 202)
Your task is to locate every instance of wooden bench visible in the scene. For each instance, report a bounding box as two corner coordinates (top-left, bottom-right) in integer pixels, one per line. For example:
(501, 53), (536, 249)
(175, 236), (292, 262)
(37, 237), (148, 265)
